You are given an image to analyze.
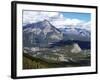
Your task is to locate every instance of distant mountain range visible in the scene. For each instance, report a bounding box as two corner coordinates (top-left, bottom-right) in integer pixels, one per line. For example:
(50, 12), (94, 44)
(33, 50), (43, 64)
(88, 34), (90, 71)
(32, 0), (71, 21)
(59, 27), (90, 41)
(23, 20), (91, 49)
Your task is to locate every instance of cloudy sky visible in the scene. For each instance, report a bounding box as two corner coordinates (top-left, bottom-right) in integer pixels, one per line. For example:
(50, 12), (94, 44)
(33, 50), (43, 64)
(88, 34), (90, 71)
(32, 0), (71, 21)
(23, 10), (91, 30)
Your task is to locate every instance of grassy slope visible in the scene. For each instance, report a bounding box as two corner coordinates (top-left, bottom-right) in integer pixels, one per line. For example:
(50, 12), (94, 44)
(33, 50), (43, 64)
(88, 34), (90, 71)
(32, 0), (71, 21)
(23, 51), (90, 69)
(23, 53), (67, 69)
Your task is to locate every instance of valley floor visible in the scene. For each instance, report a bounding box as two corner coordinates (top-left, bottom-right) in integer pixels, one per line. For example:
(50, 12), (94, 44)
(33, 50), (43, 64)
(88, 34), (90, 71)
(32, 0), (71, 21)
(23, 46), (91, 69)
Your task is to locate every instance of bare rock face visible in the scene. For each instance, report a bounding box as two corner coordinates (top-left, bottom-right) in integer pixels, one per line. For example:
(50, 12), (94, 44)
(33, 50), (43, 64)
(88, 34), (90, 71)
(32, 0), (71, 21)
(23, 20), (63, 48)
(71, 43), (82, 53)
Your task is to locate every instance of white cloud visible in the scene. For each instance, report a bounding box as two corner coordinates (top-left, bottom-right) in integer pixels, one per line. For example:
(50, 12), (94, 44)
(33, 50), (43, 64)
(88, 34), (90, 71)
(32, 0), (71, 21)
(82, 21), (91, 31)
(23, 11), (91, 30)
(51, 18), (84, 28)
(66, 19), (83, 25)
(23, 11), (59, 25)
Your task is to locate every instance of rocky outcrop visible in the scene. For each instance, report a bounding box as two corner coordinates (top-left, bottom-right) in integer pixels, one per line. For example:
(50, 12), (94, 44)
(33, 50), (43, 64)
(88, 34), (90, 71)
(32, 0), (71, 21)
(71, 43), (82, 53)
